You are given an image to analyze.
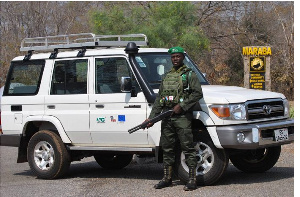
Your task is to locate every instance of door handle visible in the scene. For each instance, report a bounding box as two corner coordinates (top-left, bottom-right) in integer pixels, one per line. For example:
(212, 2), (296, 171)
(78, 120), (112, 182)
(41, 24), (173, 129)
(96, 104), (105, 108)
(11, 105), (22, 111)
(47, 105), (55, 109)
(124, 105), (141, 108)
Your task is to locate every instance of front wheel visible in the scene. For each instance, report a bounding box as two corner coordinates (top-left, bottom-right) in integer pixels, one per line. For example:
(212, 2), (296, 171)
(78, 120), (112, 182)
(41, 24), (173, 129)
(27, 130), (71, 179)
(229, 146), (281, 173)
(175, 131), (229, 186)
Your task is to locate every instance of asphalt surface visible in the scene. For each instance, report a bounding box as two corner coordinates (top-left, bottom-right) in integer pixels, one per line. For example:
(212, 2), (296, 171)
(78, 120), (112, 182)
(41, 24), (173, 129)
(0, 143), (294, 197)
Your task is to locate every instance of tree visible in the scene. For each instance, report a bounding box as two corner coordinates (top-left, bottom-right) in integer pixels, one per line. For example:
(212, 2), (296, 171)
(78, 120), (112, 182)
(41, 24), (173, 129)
(90, 2), (210, 59)
(0, 1), (94, 87)
(194, 2), (293, 100)
(0, 2), (294, 100)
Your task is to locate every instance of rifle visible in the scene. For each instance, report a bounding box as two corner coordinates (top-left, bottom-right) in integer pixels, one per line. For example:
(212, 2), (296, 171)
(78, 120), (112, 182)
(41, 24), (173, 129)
(128, 110), (173, 134)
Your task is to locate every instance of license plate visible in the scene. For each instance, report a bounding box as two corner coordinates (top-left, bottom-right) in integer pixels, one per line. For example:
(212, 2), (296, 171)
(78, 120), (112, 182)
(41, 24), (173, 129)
(274, 128), (289, 142)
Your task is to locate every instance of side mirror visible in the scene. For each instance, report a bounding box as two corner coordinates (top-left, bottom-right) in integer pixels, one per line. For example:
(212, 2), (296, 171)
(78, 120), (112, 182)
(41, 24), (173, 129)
(121, 77), (132, 92)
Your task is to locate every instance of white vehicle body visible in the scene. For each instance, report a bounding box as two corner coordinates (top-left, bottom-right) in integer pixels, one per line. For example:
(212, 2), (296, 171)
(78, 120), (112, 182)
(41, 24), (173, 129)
(0, 33), (294, 184)
(0, 86), (3, 133)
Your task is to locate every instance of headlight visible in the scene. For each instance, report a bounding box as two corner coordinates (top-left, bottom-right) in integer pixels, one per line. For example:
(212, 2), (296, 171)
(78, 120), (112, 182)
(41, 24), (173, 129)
(210, 104), (247, 120)
(230, 104), (247, 120)
(283, 99), (290, 117)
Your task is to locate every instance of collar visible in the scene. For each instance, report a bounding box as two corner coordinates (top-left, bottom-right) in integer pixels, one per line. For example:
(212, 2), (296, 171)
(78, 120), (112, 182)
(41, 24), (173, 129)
(170, 65), (188, 73)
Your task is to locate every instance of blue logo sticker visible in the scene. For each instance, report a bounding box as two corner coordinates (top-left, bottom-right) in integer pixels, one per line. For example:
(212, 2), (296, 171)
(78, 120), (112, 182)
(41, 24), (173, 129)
(118, 115), (126, 122)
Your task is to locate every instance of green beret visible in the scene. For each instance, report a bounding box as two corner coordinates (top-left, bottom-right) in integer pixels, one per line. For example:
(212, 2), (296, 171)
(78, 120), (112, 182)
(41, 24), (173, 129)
(168, 46), (185, 54)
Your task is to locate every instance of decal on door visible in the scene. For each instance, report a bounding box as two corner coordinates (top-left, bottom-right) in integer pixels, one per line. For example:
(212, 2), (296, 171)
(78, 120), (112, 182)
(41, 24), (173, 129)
(110, 116), (116, 122)
(118, 115), (126, 122)
(96, 117), (106, 123)
(96, 115), (125, 123)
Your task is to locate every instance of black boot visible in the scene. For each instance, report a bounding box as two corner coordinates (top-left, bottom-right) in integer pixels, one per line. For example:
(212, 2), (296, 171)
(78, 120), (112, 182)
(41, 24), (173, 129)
(183, 167), (197, 191)
(154, 165), (172, 189)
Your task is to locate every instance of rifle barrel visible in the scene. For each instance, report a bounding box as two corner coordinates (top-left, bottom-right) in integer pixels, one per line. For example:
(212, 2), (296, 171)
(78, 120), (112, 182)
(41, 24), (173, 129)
(128, 110), (173, 134)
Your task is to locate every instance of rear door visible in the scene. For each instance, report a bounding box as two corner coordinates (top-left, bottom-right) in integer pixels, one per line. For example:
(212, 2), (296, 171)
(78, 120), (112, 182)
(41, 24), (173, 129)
(45, 58), (91, 144)
(1, 60), (45, 135)
(89, 56), (148, 145)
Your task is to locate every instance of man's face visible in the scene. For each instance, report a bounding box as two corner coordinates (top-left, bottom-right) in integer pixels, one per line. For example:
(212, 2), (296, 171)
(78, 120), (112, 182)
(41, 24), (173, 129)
(171, 53), (185, 67)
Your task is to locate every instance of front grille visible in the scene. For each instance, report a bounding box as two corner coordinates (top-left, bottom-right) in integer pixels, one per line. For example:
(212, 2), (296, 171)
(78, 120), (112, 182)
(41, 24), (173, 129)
(247, 99), (284, 120)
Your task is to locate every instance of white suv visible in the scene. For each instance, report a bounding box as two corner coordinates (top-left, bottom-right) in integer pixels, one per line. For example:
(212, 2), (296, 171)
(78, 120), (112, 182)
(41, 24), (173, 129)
(0, 33), (294, 185)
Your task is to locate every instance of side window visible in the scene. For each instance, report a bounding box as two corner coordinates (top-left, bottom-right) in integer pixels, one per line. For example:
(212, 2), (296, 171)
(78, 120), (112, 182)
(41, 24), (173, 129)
(51, 59), (88, 95)
(95, 57), (132, 94)
(4, 60), (45, 95)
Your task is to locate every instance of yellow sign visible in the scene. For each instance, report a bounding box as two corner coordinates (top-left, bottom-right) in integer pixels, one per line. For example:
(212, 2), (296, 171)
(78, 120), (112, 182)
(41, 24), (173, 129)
(251, 83), (264, 89)
(250, 73), (265, 83)
(250, 57), (265, 72)
(243, 46), (271, 56)
(249, 56), (266, 90)
(250, 73), (265, 90)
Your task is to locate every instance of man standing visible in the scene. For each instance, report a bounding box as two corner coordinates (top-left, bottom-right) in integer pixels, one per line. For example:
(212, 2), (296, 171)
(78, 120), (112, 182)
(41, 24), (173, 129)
(146, 46), (203, 191)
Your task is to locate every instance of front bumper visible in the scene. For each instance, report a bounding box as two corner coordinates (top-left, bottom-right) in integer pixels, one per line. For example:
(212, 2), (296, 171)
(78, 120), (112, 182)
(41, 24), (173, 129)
(216, 118), (294, 149)
(0, 134), (21, 147)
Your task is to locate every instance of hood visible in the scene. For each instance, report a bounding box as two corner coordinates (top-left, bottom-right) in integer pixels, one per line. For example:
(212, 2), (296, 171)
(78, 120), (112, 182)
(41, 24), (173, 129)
(201, 85), (285, 104)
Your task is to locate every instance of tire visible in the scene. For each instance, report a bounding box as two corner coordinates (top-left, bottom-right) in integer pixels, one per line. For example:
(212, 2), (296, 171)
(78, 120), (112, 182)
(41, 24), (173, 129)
(27, 130), (71, 179)
(175, 131), (229, 186)
(229, 146), (281, 173)
(94, 154), (133, 169)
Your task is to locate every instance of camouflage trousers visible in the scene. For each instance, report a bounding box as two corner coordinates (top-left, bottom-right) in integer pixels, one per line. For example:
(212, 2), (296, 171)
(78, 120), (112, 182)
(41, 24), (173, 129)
(160, 113), (197, 168)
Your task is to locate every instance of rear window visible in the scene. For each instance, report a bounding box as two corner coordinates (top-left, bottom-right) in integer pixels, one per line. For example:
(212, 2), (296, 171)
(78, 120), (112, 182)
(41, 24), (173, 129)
(3, 60), (45, 96)
(50, 59), (88, 95)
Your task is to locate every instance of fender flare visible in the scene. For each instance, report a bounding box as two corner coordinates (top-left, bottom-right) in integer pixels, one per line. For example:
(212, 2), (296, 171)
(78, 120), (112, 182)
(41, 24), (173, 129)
(193, 111), (223, 149)
(23, 115), (72, 143)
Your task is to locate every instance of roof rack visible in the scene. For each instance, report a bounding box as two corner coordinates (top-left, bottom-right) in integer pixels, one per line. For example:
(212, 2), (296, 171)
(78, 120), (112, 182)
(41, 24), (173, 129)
(20, 33), (148, 52)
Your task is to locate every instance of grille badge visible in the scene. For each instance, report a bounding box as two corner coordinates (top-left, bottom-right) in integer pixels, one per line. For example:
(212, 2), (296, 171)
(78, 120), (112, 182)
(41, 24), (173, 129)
(263, 105), (272, 115)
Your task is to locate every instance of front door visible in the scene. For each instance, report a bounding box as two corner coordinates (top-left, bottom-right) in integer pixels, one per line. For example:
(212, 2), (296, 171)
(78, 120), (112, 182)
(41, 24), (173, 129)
(89, 56), (148, 145)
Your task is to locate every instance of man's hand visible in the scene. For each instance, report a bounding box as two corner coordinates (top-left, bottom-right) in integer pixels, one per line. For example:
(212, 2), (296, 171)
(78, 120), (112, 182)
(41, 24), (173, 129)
(143, 119), (154, 128)
(173, 104), (183, 115)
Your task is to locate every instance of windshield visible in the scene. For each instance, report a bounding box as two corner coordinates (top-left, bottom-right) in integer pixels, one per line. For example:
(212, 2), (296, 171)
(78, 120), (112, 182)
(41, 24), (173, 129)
(135, 53), (209, 89)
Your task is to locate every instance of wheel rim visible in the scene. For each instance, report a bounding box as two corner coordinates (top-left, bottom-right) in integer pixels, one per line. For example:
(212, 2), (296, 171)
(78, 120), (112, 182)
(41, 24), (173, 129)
(181, 142), (214, 175)
(33, 141), (55, 171)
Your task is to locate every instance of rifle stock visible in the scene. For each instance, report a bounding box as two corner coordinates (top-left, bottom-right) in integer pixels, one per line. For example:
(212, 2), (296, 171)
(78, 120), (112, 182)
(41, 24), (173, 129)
(128, 110), (173, 134)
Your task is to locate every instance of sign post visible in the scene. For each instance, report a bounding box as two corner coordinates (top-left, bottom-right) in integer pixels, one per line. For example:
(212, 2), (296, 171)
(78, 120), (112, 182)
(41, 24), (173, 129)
(243, 46), (271, 91)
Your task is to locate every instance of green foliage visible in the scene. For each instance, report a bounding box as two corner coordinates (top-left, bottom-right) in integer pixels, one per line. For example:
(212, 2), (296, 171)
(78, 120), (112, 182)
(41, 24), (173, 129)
(90, 2), (209, 59)
(92, 6), (134, 34)
(290, 106), (294, 118)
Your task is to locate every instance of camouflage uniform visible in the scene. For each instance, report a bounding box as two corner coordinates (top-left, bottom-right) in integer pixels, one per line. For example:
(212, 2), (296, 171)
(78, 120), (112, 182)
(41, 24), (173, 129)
(149, 65), (203, 168)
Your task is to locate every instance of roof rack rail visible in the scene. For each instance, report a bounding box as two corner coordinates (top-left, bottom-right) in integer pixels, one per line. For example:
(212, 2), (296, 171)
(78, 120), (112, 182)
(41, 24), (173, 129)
(20, 33), (148, 52)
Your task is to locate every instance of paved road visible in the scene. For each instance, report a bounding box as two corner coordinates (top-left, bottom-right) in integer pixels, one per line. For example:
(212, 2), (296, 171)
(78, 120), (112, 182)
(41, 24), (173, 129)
(0, 144), (294, 197)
